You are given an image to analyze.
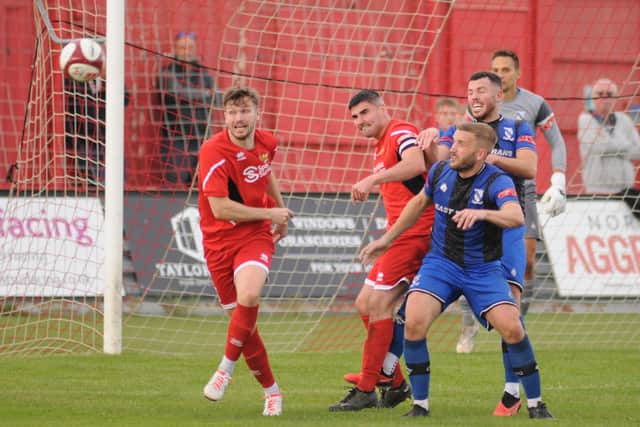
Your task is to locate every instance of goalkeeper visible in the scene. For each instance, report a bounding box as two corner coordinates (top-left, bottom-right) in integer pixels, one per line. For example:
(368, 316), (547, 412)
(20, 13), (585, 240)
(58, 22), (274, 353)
(491, 49), (568, 312)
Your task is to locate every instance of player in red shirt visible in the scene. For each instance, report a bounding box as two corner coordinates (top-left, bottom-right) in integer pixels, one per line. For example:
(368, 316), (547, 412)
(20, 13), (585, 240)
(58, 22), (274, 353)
(200, 87), (293, 417)
(329, 90), (437, 411)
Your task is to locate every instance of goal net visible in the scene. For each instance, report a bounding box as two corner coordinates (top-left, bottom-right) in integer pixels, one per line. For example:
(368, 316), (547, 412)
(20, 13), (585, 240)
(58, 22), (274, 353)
(0, 0), (638, 356)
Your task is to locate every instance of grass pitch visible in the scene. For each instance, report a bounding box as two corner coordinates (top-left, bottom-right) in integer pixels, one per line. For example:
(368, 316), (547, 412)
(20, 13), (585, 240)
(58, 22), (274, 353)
(1, 346), (639, 426)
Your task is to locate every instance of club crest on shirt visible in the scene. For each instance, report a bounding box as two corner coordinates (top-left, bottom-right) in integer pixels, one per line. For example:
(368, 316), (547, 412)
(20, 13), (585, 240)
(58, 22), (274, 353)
(471, 188), (484, 205)
(515, 110), (527, 121)
(259, 152), (269, 162)
(503, 127), (515, 141)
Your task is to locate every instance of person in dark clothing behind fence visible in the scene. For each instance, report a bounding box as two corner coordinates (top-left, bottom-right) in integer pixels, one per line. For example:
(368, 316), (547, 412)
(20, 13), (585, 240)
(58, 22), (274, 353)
(157, 31), (221, 186)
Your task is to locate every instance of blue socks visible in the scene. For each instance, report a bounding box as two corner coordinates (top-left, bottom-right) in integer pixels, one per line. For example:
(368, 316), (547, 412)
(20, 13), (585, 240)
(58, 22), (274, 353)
(506, 334), (541, 399)
(404, 338), (430, 400)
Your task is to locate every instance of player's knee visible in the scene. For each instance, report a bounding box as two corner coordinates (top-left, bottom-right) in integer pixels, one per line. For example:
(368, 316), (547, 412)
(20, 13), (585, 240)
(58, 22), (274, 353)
(404, 316), (427, 340)
(354, 294), (368, 316)
(500, 322), (525, 344)
(238, 288), (261, 306)
(367, 294), (397, 319)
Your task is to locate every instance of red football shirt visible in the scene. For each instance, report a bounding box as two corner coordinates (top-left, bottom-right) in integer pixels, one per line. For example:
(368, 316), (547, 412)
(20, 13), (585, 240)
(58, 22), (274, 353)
(198, 128), (278, 246)
(375, 119), (434, 236)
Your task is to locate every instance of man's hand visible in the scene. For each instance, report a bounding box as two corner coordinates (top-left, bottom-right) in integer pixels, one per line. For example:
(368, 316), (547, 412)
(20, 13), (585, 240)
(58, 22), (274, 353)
(416, 127), (440, 151)
(352, 175), (376, 202)
(485, 154), (498, 164)
(452, 209), (486, 230)
(540, 172), (566, 217)
(359, 238), (391, 265)
(269, 208), (294, 225)
(272, 223), (289, 243)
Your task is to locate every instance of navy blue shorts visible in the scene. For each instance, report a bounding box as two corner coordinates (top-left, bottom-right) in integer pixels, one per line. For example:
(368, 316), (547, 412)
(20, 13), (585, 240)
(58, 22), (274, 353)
(501, 224), (526, 291)
(408, 254), (516, 329)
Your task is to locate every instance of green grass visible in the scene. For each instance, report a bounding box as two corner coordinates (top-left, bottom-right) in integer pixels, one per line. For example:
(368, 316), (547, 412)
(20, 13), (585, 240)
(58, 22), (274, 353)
(4, 312), (639, 355)
(1, 347), (639, 426)
(2, 312), (640, 425)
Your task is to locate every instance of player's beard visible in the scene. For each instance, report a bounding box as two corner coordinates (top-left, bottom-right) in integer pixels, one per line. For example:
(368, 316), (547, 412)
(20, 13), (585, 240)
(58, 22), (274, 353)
(359, 122), (379, 139)
(230, 122), (255, 141)
(450, 154), (475, 173)
(469, 102), (497, 123)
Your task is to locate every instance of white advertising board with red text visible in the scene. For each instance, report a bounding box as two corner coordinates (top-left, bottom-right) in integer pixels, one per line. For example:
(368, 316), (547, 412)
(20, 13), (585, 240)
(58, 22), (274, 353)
(540, 200), (640, 297)
(0, 197), (106, 296)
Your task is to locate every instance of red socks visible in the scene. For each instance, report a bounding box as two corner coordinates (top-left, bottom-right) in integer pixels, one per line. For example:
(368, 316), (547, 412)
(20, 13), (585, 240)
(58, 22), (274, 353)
(224, 304), (259, 362)
(358, 314), (370, 371)
(243, 329), (275, 388)
(357, 318), (394, 392)
(360, 314), (369, 329)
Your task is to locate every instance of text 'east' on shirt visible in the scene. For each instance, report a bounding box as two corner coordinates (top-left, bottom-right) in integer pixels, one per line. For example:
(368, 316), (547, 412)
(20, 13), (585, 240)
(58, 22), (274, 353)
(424, 161), (519, 267)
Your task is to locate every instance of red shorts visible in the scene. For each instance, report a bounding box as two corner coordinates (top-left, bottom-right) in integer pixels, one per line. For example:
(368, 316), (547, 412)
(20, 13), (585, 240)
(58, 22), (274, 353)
(366, 233), (431, 291)
(205, 231), (275, 309)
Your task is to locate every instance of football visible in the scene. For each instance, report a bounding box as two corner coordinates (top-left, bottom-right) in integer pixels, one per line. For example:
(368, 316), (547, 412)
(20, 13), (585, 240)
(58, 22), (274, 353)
(59, 38), (104, 82)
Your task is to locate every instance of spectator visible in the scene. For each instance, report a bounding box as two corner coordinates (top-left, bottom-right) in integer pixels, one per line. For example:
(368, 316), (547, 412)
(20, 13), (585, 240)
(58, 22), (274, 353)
(578, 78), (640, 216)
(434, 97), (461, 136)
(65, 65), (130, 185)
(157, 32), (220, 186)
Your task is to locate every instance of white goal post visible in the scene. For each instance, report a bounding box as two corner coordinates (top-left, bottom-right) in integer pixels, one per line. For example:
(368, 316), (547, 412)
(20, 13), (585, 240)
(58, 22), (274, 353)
(103, 0), (125, 354)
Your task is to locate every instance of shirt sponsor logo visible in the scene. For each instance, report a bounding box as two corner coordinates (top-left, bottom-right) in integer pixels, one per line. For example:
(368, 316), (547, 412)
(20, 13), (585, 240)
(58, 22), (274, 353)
(243, 163), (271, 183)
(492, 148), (514, 157)
(435, 202), (457, 216)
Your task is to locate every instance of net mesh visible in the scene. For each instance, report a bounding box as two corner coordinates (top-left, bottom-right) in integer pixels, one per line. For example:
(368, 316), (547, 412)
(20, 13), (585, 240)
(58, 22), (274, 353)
(0, 0), (638, 356)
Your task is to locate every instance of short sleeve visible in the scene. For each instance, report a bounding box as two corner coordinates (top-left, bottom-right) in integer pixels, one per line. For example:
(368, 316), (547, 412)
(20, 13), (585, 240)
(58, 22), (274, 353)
(515, 121), (537, 153)
(199, 144), (229, 197)
(423, 161), (443, 199)
(439, 125), (456, 149)
(489, 174), (519, 208)
(535, 100), (555, 128)
(390, 125), (419, 157)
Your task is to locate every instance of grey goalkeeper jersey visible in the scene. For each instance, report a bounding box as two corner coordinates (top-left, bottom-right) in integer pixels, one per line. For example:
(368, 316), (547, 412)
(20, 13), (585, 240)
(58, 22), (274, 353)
(500, 87), (567, 178)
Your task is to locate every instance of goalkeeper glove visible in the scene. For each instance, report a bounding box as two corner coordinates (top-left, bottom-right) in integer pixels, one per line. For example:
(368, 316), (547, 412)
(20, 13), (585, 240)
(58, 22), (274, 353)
(540, 172), (566, 217)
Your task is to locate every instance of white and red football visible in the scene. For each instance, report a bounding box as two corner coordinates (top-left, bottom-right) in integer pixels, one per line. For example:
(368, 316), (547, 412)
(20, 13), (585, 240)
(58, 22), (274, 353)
(59, 38), (104, 82)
